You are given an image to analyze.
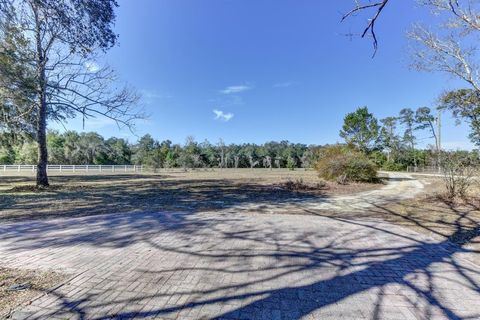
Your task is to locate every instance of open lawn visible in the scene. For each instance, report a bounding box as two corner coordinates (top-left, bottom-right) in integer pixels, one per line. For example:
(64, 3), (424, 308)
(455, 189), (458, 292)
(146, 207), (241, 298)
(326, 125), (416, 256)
(0, 169), (380, 222)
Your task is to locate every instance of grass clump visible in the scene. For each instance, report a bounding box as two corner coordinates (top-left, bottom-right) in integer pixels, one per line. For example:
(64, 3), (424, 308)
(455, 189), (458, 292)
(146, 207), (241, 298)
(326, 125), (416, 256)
(281, 178), (327, 192)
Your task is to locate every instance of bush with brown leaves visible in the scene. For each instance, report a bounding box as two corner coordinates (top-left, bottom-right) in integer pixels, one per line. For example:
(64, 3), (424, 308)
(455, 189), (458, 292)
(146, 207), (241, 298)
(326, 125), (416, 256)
(315, 145), (378, 183)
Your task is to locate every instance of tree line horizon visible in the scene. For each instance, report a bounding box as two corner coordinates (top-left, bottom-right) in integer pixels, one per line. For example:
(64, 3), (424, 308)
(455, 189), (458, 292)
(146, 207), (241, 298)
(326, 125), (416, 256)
(1, 105), (477, 171)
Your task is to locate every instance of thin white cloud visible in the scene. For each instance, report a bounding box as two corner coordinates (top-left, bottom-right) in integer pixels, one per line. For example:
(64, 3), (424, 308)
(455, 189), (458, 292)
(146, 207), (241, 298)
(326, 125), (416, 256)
(273, 81), (295, 88)
(208, 95), (244, 106)
(141, 90), (172, 105)
(220, 85), (251, 94)
(84, 61), (100, 73)
(213, 109), (234, 122)
(141, 90), (172, 100)
(84, 117), (116, 129)
(441, 141), (475, 151)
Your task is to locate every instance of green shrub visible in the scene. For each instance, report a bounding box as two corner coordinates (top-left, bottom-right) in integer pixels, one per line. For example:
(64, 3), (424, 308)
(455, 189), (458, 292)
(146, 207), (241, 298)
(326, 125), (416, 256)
(286, 157), (296, 171)
(382, 161), (405, 171)
(368, 150), (387, 167)
(315, 145), (377, 183)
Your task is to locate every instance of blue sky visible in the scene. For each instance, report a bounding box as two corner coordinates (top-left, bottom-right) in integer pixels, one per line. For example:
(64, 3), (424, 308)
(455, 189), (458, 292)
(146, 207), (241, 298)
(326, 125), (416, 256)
(53, 0), (475, 150)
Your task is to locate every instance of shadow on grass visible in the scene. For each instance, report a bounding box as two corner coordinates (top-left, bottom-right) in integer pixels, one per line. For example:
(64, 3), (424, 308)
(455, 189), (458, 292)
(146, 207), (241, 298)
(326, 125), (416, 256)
(367, 198), (480, 251)
(0, 176), (330, 222)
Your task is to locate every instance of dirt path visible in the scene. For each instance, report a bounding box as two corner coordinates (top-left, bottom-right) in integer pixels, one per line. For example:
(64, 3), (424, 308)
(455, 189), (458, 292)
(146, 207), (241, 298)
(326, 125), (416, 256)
(233, 172), (424, 213)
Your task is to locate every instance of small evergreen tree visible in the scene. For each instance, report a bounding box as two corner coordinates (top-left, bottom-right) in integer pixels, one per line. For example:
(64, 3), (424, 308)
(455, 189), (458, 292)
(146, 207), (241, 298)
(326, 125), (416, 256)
(340, 107), (379, 153)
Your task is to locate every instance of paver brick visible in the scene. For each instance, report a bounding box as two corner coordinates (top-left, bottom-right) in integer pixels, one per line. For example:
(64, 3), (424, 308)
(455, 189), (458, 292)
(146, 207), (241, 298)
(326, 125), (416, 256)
(1, 207), (478, 319)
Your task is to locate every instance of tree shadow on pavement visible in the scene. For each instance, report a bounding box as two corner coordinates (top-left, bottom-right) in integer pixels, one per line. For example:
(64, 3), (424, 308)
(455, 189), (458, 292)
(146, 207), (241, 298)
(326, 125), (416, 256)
(2, 203), (479, 320)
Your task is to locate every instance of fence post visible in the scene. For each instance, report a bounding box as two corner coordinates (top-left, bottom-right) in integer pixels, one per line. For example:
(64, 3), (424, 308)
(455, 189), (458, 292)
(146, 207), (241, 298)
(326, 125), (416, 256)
(125, 165), (127, 172)
(112, 166), (115, 172)
(17, 165), (20, 172)
(86, 165), (89, 173)
(73, 165), (76, 173)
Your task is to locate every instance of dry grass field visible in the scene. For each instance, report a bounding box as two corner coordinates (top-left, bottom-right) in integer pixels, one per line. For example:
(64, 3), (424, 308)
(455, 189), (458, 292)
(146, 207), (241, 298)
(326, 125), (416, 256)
(0, 169), (380, 222)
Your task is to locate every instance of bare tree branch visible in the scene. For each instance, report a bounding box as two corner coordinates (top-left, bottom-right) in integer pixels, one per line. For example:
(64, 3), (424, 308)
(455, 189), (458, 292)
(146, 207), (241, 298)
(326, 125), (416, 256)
(409, 25), (480, 91)
(342, 0), (391, 56)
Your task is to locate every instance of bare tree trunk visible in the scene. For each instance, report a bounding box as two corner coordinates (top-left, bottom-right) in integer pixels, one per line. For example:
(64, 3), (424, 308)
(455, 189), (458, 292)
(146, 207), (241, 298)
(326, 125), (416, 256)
(34, 5), (49, 187)
(412, 142), (417, 169)
(36, 89), (49, 187)
(234, 156), (239, 169)
(437, 111), (442, 173)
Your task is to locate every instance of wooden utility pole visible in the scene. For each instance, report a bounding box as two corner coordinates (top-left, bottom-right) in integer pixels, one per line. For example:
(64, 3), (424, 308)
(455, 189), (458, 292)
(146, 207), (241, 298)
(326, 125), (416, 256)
(437, 110), (442, 151)
(437, 110), (442, 172)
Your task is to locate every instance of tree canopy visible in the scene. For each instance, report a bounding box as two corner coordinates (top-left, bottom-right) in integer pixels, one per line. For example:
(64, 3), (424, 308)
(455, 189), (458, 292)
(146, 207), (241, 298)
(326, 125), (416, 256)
(440, 89), (480, 147)
(0, 0), (141, 186)
(340, 106), (379, 153)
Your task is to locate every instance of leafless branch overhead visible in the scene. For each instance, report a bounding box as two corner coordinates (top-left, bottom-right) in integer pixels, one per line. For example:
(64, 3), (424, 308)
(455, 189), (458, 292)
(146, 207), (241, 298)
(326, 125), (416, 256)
(342, 0), (391, 56)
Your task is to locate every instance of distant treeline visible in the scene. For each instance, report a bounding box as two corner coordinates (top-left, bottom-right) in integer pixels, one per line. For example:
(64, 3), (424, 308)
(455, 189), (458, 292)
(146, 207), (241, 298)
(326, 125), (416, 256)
(1, 131), (478, 170)
(0, 131), (319, 169)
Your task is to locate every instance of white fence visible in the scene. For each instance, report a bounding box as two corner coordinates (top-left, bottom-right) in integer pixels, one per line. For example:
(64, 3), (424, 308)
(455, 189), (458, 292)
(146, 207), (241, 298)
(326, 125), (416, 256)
(406, 166), (443, 174)
(0, 165), (143, 174)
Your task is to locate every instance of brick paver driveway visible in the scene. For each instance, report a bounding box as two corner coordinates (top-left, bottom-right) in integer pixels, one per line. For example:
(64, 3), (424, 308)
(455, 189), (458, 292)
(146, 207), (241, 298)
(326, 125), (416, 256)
(1, 207), (479, 320)
(1, 174), (479, 320)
